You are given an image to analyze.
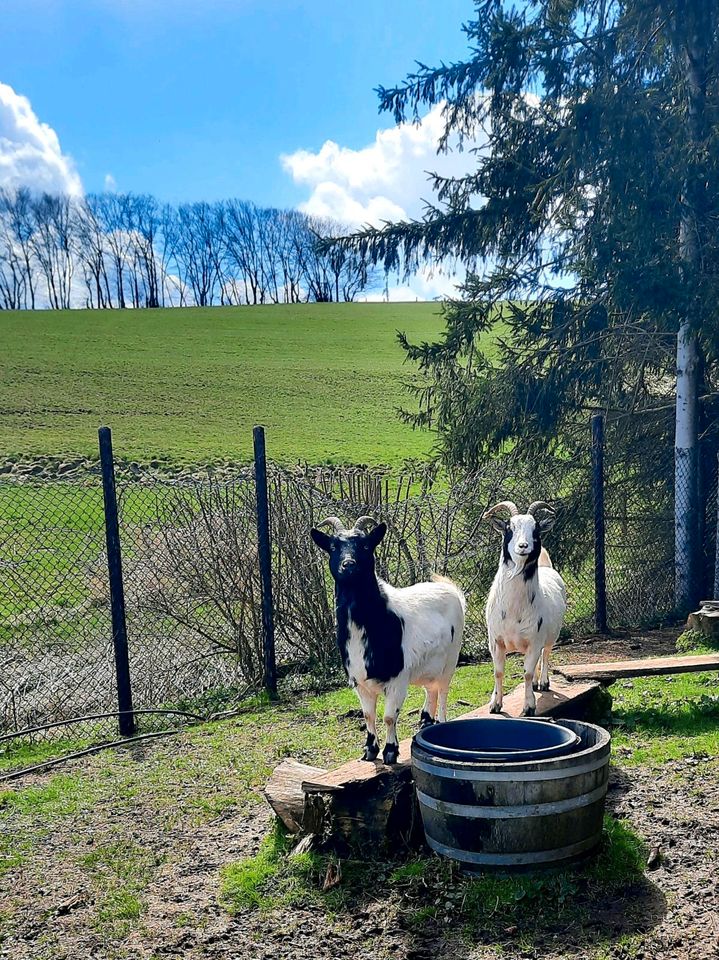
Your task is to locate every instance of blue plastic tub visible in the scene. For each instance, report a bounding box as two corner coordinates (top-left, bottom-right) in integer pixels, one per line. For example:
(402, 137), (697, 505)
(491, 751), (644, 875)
(414, 717), (581, 763)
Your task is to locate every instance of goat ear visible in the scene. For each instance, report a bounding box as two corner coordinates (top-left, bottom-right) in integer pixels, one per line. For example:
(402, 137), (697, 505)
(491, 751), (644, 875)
(490, 517), (506, 535)
(366, 522), (387, 550)
(311, 528), (333, 553)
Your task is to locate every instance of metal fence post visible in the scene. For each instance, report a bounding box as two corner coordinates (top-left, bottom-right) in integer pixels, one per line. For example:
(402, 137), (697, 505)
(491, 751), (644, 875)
(591, 414), (608, 633)
(98, 426), (135, 736)
(253, 426), (278, 698)
(714, 453), (719, 600)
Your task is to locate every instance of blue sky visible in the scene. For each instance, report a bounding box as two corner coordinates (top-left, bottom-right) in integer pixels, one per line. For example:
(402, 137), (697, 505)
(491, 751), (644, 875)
(2, 0), (473, 208)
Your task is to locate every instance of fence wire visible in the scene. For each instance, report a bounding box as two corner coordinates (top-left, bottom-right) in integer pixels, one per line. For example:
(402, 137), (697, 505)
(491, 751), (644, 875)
(0, 473), (118, 746)
(1, 427), (717, 772)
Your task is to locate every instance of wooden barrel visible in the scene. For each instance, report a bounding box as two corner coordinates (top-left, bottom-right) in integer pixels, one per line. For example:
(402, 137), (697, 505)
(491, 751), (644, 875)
(411, 719), (610, 871)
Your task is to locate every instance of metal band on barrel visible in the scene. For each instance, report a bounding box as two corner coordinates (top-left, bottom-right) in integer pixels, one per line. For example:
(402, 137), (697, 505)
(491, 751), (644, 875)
(412, 753), (608, 782)
(424, 832), (603, 866)
(417, 782), (607, 819)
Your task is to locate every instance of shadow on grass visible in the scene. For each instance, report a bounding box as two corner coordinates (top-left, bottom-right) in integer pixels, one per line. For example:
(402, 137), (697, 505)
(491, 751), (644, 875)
(219, 816), (666, 957)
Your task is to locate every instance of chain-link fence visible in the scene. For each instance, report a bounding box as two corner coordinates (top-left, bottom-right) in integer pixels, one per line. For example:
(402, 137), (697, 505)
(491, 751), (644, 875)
(1, 419), (716, 774)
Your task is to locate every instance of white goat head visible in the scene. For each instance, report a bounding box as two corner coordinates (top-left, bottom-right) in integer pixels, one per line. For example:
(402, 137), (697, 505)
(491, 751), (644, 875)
(482, 500), (557, 570)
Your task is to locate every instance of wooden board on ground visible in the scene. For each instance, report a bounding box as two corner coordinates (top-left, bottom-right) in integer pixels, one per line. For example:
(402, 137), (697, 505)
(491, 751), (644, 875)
(265, 676), (608, 856)
(553, 653), (719, 684)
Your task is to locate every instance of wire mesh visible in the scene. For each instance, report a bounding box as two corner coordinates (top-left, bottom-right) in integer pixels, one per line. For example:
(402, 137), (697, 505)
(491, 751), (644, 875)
(2, 425), (717, 772)
(0, 470), (118, 752)
(116, 474), (262, 716)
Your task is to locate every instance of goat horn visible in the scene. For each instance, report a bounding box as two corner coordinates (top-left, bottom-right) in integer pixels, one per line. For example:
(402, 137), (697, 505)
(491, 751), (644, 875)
(353, 515), (377, 533)
(316, 516), (346, 533)
(527, 501), (555, 517)
(482, 501), (519, 520)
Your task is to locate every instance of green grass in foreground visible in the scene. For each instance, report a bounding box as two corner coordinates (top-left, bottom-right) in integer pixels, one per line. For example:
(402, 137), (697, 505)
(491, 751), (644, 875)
(611, 633), (719, 764)
(2, 652), (717, 950)
(219, 814), (646, 933)
(81, 840), (163, 938)
(0, 302), (491, 465)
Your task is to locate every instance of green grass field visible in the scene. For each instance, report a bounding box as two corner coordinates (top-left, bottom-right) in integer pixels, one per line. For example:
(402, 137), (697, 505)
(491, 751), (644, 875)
(0, 302), (481, 466)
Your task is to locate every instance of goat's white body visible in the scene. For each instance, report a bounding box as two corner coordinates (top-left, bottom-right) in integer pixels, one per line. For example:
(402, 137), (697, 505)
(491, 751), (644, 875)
(348, 578), (465, 761)
(346, 580), (465, 692)
(486, 548), (567, 715)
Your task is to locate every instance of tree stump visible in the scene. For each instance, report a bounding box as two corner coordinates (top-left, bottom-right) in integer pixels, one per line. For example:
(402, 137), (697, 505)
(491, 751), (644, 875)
(687, 601), (719, 640)
(263, 759), (329, 833)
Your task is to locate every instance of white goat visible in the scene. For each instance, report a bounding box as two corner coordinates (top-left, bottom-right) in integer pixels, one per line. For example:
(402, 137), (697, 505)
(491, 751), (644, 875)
(482, 500), (567, 716)
(311, 515), (466, 764)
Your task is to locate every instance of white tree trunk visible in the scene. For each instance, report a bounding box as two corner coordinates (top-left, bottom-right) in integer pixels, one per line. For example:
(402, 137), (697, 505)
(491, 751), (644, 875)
(673, 5), (709, 612)
(675, 318), (700, 610)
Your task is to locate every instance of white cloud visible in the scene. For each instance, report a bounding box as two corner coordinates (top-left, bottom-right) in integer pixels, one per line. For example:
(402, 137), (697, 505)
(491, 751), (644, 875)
(361, 266), (461, 303)
(0, 82), (82, 196)
(281, 103), (484, 299)
(104, 172), (117, 192)
(281, 103), (480, 229)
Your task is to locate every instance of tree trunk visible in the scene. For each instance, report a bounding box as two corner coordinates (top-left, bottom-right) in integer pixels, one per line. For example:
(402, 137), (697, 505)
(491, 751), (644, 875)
(675, 321), (700, 611)
(674, 2), (710, 612)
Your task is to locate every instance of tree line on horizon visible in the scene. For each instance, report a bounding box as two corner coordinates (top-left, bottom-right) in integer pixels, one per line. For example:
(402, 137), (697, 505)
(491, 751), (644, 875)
(0, 188), (377, 311)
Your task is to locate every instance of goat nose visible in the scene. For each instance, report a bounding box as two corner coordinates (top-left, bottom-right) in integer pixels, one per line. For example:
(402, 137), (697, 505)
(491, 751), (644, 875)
(340, 558), (356, 570)
(517, 541), (528, 550)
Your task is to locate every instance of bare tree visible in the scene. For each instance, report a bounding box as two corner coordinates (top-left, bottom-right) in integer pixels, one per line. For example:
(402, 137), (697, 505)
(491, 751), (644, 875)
(172, 202), (225, 306)
(75, 198), (112, 308)
(30, 193), (74, 310)
(0, 189), (375, 310)
(92, 193), (133, 308)
(0, 188), (38, 309)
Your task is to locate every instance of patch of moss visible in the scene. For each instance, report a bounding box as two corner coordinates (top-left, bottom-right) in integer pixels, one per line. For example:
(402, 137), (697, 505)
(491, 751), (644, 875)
(676, 628), (719, 653)
(219, 821), (318, 912)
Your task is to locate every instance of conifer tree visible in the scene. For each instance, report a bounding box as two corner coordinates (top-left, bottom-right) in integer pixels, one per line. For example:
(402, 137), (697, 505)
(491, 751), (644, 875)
(330, 0), (719, 610)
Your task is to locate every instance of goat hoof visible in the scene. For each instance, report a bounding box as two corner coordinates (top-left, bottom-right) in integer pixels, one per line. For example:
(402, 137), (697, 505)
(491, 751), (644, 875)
(419, 711), (436, 729)
(532, 682), (540, 692)
(521, 706), (536, 718)
(539, 681), (550, 692)
(362, 743), (379, 762)
(489, 703), (503, 715)
(382, 744), (399, 765)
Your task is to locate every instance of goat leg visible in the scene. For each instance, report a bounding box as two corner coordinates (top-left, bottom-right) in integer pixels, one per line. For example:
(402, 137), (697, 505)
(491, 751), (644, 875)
(357, 687), (379, 762)
(419, 687), (438, 728)
(488, 640), (506, 714)
(521, 647), (543, 716)
(382, 681), (407, 764)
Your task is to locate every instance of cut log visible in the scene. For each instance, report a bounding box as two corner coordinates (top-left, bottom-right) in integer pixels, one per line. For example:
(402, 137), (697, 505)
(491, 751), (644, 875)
(553, 653), (719, 684)
(687, 606), (719, 639)
(284, 676), (608, 856)
(263, 758), (328, 833)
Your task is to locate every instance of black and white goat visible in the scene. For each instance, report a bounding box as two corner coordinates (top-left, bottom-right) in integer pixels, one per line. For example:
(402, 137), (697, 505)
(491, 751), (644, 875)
(482, 500), (567, 717)
(311, 515), (466, 764)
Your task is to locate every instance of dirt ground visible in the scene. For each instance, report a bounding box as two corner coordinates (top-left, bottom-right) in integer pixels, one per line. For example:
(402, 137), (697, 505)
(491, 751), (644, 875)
(2, 630), (719, 960)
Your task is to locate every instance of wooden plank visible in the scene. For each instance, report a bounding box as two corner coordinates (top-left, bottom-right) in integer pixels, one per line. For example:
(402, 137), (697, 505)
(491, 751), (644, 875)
(554, 653), (719, 683)
(301, 676), (599, 794)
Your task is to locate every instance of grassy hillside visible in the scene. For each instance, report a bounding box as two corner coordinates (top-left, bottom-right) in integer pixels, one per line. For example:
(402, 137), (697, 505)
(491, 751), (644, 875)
(0, 302), (485, 465)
